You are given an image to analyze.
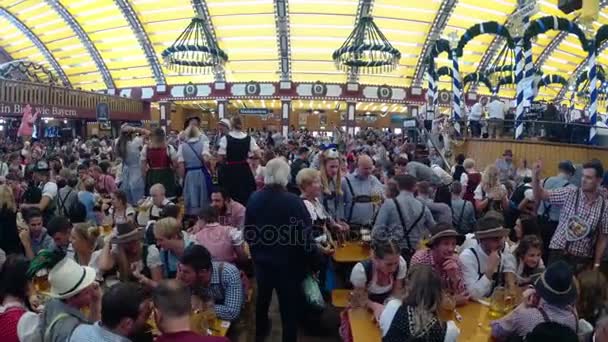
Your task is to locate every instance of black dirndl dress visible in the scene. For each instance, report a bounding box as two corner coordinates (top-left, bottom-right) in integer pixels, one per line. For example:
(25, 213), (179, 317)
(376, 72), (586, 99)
(219, 135), (256, 205)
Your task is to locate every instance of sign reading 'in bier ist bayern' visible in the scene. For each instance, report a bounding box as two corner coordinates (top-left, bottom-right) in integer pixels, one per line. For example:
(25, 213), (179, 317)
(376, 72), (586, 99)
(0, 102), (147, 120)
(0, 102), (78, 118)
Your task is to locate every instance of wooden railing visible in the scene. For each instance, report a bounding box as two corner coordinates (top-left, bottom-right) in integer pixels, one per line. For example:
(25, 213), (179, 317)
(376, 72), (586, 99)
(0, 78), (144, 114)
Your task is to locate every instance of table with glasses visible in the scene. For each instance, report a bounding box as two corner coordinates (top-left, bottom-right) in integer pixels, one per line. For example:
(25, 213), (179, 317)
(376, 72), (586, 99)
(349, 301), (494, 342)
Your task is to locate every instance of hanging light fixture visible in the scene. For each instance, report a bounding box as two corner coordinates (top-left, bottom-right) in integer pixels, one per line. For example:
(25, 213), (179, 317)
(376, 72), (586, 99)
(162, 17), (228, 74)
(332, 16), (401, 74)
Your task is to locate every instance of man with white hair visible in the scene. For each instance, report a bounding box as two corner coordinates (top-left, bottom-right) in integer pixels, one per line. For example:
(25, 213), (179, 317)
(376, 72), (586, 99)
(244, 158), (315, 342)
(137, 183), (173, 227)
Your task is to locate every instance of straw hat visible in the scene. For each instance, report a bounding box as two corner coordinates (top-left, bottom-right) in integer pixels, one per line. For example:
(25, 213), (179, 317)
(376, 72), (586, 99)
(426, 223), (464, 247)
(48, 257), (96, 299)
(474, 212), (510, 240)
(111, 223), (144, 245)
(218, 118), (231, 130)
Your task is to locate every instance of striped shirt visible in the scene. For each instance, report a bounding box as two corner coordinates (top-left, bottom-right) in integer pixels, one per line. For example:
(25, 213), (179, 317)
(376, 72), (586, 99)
(69, 322), (131, 342)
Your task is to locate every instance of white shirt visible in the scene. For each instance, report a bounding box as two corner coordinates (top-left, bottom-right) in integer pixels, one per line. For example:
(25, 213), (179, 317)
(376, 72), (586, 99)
(177, 134), (211, 162)
(458, 243), (516, 299)
(379, 299), (459, 342)
(350, 257), (407, 295)
(217, 131), (259, 156)
(488, 99), (507, 120)
(469, 102), (484, 121)
(41, 181), (58, 200)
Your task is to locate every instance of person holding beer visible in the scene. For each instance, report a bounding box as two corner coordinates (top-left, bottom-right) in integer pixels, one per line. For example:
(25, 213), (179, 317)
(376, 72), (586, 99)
(459, 213), (516, 300)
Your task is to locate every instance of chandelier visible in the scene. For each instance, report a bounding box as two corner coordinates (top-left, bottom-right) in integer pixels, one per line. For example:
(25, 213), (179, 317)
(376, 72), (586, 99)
(161, 17), (228, 74)
(332, 16), (401, 74)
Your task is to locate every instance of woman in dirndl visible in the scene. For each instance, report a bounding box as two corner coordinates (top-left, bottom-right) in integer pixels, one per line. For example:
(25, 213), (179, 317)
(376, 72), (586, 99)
(116, 124), (149, 205)
(178, 117), (213, 217)
(217, 116), (258, 205)
(141, 128), (178, 199)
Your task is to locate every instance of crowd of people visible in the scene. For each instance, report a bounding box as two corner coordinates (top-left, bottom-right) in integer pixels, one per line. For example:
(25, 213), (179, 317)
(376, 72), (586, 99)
(0, 115), (606, 342)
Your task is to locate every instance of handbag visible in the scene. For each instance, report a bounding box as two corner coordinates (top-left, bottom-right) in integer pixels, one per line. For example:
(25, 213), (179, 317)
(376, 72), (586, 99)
(302, 274), (326, 311)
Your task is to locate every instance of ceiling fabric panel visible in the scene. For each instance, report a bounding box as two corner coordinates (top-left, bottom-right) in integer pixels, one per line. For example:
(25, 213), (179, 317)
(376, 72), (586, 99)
(0, 0), (607, 102)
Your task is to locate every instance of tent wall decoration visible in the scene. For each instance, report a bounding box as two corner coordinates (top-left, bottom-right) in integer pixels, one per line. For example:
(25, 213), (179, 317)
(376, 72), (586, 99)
(332, 16), (401, 75)
(162, 17), (228, 75)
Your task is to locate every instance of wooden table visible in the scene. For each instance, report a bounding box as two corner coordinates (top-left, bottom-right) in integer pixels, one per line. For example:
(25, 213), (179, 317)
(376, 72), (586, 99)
(331, 289), (350, 308)
(333, 241), (370, 263)
(349, 301), (493, 342)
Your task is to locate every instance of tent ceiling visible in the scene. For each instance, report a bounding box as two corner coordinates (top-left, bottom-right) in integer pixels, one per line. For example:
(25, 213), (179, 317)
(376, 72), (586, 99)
(0, 0), (607, 101)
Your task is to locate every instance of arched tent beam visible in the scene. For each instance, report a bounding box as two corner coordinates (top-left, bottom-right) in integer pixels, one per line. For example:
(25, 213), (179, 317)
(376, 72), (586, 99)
(46, 0), (115, 89)
(412, 0), (458, 86)
(0, 8), (71, 87)
(463, 72), (493, 93)
(115, 0), (166, 86)
(523, 16), (588, 52)
(456, 21), (514, 57)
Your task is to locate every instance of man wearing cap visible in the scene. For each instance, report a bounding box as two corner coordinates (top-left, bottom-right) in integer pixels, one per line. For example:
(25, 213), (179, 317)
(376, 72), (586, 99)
(495, 150), (516, 183)
(21, 160), (58, 224)
(459, 213), (517, 299)
(537, 161), (576, 258)
(490, 260), (579, 340)
(410, 223), (469, 304)
(533, 160), (608, 273)
(34, 255), (102, 342)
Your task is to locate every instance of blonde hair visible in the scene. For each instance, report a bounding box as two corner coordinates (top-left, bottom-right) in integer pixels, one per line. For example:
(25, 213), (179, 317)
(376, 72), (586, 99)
(402, 264), (444, 337)
(319, 151), (343, 196)
(463, 158), (475, 170)
(481, 165), (501, 193)
(154, 217), (182, 238)
(0, 185), (16, 212)
(296, 168), (319, 189)
(72, 223), (101, 248)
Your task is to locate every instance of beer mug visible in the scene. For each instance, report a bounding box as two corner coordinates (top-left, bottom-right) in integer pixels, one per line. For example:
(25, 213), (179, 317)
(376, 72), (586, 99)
(488, 286), (507, 319)
(99, 216), (113, 236)
(33, 269), (50, 293)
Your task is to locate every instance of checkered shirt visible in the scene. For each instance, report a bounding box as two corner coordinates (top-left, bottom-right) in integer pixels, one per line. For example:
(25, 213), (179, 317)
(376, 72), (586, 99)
(547, 187), (608, 258)
(199, 261), (244, 321)
(410, 248), (467, 297)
